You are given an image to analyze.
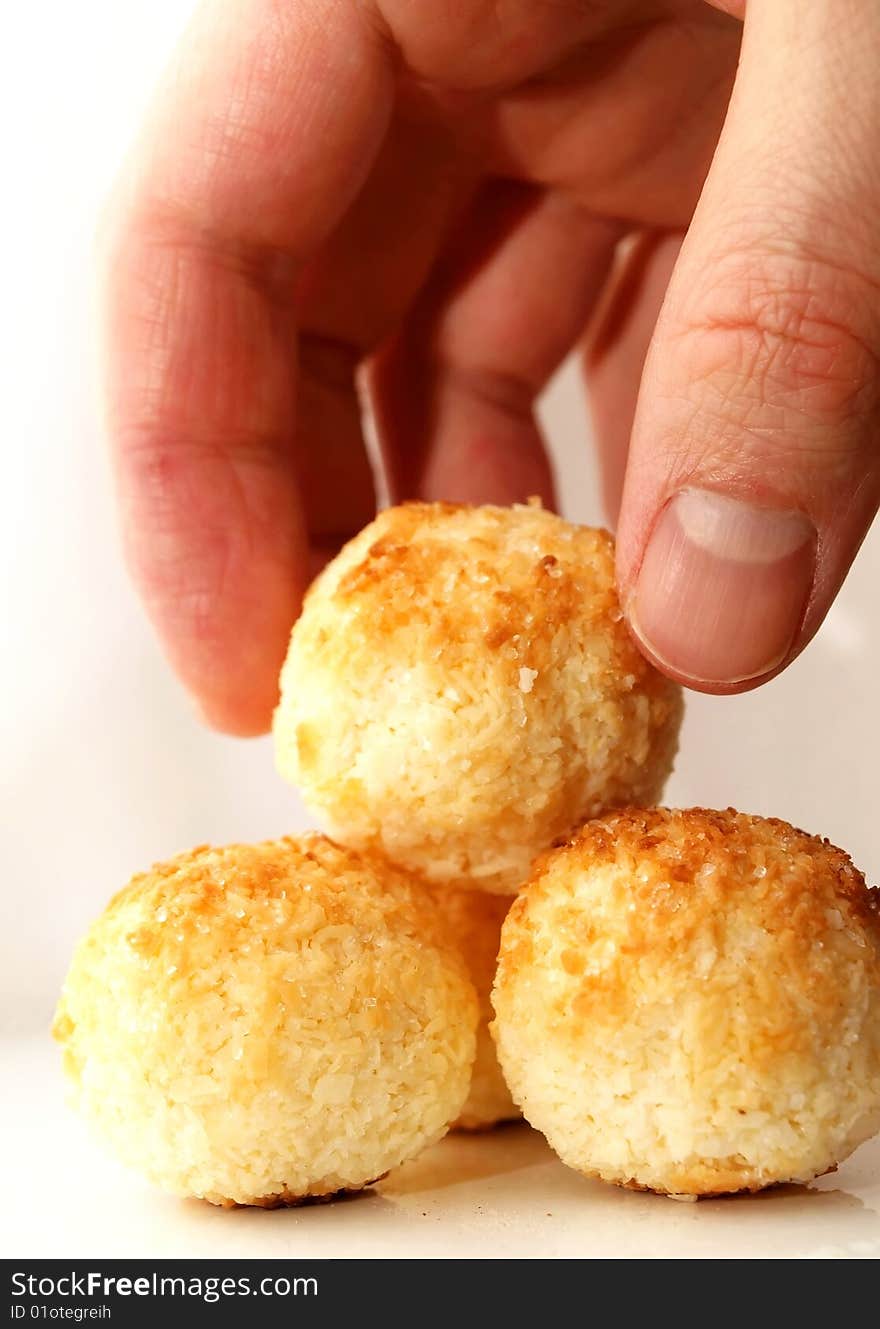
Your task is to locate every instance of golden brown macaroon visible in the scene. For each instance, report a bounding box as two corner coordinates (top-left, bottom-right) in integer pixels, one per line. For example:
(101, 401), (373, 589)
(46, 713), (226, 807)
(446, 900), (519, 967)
(432, 889), (520, 1130)
(54, 835), (477, 1207)
(274, 502), (682, 893)
(492, 807), (880, 1197)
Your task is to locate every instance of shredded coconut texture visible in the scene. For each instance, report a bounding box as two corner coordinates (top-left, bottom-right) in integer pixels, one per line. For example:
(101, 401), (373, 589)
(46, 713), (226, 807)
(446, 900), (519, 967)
(432, 888), (520, 1130)
(493, 807), (880, 1196)
(274, 502), (683, 893)
(54, 835), (477, 1207)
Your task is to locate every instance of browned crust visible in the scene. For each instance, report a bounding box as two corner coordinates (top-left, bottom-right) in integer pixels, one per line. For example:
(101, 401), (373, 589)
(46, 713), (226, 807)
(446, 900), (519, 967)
(50, 834), (456, 1008)
(608, 1172), (775, 1199)
(589, 1157), (839, 1200)
(310, 501), (668, 706)
(500, 805), (880, 1033)
(526, 804), (877, 929)
(107, 832), (417, 918)
(210, 1174), (389, 1209)
(547, 804), (866, 876)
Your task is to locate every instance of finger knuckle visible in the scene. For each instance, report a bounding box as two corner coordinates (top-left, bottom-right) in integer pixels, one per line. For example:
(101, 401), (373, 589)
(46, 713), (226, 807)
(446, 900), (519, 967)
(673, 251), (880, 428)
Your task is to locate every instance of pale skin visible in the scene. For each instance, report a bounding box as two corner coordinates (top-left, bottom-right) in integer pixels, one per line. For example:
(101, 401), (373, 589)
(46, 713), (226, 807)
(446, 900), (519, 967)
(105, 0), (880, 734)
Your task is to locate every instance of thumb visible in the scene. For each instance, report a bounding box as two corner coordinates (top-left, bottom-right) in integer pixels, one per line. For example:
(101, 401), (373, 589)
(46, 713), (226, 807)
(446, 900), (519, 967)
(617, 0), (880, 692)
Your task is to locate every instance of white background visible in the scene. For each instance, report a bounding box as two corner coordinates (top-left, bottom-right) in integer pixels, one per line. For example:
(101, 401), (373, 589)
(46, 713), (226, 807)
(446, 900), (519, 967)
(3, 0), (879, 1036)
(2, 0), (880, 1262)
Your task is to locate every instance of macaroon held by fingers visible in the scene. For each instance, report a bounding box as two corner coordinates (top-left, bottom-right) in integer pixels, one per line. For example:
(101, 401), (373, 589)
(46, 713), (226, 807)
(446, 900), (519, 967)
(273, 502), (682, 893)
(104, 1), (880, 735)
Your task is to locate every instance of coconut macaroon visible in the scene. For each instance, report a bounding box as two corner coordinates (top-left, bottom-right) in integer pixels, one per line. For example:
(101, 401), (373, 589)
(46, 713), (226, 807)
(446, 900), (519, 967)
(274, 502), (682, 893)
(492, 807), (880, 1197)
(53, 835), (477, 1207)
(432, 889), (520, 1131)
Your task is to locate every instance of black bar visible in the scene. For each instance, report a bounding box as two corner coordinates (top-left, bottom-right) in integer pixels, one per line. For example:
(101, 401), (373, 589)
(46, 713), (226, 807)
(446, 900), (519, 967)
(5, 1261), (562, 1324)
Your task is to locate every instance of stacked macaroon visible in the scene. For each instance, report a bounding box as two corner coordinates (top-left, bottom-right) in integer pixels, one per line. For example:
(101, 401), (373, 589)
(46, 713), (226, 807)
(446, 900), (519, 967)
(273, 501), (682, 1134)
(55, 502), (880, 1205)
(55, 837), (478, 1207)
(493, 806), (880, 1196)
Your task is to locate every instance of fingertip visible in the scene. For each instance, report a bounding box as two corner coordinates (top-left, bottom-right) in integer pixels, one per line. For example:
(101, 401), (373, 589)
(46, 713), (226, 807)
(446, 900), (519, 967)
(194, 688), (277, 739)
(181, 615), (293, 739)
(622, 602), (796, 698)
(177, 626), (288, 736)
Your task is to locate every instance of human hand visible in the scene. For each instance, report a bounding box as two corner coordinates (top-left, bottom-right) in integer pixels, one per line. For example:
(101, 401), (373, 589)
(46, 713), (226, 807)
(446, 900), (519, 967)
(104, 0), (880, 733)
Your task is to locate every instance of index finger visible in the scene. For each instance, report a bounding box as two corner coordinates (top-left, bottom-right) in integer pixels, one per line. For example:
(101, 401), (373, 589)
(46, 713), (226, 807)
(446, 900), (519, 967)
(104, 0), (392, 733)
